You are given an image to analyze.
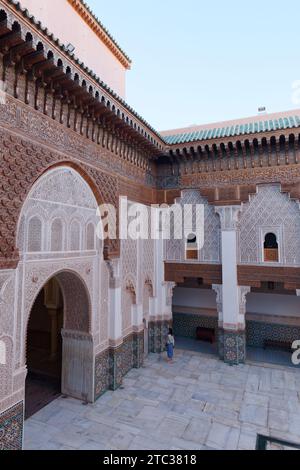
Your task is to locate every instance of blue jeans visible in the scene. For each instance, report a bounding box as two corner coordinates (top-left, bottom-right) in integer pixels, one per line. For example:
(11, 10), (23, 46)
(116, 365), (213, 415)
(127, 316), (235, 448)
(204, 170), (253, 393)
(167, 344), (174, 359)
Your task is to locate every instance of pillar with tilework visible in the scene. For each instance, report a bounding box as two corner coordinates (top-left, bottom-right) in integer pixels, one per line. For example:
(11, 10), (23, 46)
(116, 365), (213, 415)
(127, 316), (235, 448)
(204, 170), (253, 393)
(215, 206), (251, 365)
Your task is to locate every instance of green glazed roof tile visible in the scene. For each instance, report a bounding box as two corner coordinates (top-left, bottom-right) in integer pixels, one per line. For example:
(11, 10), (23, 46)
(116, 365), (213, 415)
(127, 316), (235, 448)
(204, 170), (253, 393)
(164, 114), (300, 146)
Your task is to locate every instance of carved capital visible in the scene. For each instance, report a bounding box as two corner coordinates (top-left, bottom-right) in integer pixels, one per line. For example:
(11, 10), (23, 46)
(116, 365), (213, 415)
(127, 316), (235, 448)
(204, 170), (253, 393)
(238, 286), (251, 316)
(212, 284), (223, 319)
(163, 281), (176, 307)
(106, 259), (121, 289)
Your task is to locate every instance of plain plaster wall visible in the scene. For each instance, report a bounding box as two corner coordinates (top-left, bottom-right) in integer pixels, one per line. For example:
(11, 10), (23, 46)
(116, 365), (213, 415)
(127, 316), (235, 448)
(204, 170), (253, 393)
(246, 292), (300, 317)
(173, 287), (217, 310)
(19, 0), (127, 97)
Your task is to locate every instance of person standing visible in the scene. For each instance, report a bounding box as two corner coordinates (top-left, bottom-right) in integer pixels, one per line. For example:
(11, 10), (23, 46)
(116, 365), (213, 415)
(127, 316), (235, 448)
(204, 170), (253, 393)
(166, 328), (175, 363)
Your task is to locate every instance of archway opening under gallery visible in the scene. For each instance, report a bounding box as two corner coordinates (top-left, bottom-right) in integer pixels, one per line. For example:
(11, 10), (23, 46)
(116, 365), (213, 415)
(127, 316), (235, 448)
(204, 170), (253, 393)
(172, 278), (219, 357)
(25, 277), (63, 419)
(245, 282), (300, 368)
(25, 271), (92, 419)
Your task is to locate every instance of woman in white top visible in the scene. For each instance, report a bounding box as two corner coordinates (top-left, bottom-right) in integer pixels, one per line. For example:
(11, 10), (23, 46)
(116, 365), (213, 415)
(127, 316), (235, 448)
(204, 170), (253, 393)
(166, 328), (175, 363)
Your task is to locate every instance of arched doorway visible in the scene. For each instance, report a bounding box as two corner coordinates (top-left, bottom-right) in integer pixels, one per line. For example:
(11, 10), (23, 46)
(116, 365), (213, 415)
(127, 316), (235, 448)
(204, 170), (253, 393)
(172, 280), (219, 355)
(25, 270), (93, 419)
(25, 277), (63, 419)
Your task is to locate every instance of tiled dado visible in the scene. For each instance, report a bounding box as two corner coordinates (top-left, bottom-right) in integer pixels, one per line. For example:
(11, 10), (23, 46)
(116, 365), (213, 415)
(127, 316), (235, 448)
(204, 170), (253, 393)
(0, 402), (24, 451)
(219, 329), (246, 365)
(246, 320), (300, 349)
(173, 312), (245, 364)
(133, 331), (145, 369)
(149, 321), (170, 353)
(94, 349), (110, 400)
(94, 332), (145, 396)
(173, 313), (218, 340)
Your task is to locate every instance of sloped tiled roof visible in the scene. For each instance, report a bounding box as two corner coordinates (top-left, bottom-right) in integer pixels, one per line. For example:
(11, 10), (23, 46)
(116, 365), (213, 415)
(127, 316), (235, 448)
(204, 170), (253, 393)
(163, 114), (300, 145)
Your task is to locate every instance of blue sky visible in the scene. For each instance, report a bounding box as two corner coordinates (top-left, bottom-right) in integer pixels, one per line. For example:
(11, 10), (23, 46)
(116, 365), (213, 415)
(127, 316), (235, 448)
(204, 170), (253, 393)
(86, 0), (300, 132)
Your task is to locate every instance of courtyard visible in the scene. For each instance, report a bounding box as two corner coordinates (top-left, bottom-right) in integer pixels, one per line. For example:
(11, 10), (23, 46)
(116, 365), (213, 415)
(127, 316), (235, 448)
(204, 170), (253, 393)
(24, 348), (300, 451)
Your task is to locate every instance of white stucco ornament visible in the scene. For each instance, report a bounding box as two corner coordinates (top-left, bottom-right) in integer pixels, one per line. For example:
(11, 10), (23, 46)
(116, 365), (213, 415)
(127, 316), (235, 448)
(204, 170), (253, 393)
(0, 80), (7, 105)
(0, 340), (6, 365)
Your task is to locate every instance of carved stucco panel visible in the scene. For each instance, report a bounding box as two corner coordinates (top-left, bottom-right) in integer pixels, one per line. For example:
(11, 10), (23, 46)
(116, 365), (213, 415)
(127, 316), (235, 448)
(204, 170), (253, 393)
(165, 190), (221, 263)
(238, 184), (300, 265)
(0, 271), (15, 337)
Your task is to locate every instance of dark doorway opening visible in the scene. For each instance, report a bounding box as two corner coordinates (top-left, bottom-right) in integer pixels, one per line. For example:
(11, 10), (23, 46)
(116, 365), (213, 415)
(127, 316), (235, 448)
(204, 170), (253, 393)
(25, 279), (64, 419)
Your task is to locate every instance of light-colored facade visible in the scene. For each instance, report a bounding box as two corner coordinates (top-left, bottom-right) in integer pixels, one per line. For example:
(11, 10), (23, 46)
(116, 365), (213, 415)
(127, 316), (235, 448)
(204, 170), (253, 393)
(19, 0), (130, 97)
(0, 0), (300, 451)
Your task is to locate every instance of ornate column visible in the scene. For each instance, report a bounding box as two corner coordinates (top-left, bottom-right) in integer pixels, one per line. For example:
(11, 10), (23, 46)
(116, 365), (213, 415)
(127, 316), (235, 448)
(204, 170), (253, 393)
(215, 206), (250, 364)
(106, 260), (123, 390)
(212, 284), (223, 326)
(107, 260), (122, 345)
(149, 214), (174, 353)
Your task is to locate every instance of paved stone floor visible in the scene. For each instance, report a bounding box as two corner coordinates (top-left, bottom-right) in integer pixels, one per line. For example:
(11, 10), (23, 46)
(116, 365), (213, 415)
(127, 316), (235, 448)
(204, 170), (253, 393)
(24, 349), (300, 450)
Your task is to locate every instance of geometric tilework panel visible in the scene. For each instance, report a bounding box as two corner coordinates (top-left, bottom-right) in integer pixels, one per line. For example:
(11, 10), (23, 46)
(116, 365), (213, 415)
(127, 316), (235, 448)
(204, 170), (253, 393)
(94, 349), (110, 400)
(246, 320), (300, 348)
(133, 331), (144, 369)
(149, 321), (170, 353)
(0, 402), (23, 450)
(95, 335), (136, 397)
(95, 332), (145, 394)
(173, 313), (218, 339)
(219, 330), (246, 365)
(121, 334), (135, 377)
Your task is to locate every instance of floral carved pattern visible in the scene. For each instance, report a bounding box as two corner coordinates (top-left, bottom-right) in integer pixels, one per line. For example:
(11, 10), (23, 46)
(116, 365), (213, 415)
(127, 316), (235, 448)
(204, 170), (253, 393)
(0, 128), (119, 268)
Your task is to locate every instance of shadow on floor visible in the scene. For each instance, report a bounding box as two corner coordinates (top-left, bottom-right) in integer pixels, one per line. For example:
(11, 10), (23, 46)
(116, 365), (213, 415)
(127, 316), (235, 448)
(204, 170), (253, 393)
(175, 336), (218, 356)
(247, 346), (298, 369)
(175, 336), (298, 369)
(25, 372), (61, 420)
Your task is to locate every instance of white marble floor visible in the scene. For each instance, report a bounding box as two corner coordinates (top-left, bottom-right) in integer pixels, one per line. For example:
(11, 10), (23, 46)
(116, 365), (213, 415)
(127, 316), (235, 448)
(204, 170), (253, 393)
(24, 349), (300, 450)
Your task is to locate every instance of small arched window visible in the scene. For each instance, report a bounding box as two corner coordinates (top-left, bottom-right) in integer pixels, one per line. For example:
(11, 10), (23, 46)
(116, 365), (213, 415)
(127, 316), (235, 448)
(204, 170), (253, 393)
(27, 217), (42, 252)
(186, 233), (198, 260)
(51, 219), (63, 252)
(264, 233), (279, 262)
